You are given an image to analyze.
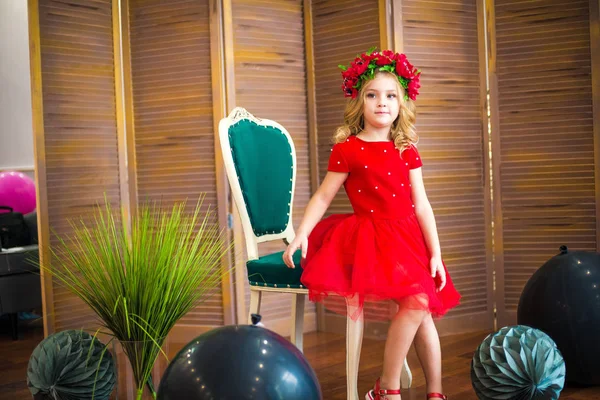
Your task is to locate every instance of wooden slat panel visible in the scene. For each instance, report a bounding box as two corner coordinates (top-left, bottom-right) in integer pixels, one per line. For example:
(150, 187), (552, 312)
(36, 0), (121, 331)
(494, 0), (597, 323)
(400, 0), (491, 326)
(230, 0), (316, 332)
(128, 0), (224, 327)
(313, 0), (379, 212)
(312, 0), (392, 321)
(314, 0), (491, 328)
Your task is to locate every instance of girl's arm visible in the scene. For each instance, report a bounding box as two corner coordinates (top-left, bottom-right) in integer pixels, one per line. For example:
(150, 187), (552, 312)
(409, 167), (446, 290)
(282, 171), (348, 268)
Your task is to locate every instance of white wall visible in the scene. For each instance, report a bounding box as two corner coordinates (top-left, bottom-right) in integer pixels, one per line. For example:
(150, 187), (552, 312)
(0, 1), (34, 172)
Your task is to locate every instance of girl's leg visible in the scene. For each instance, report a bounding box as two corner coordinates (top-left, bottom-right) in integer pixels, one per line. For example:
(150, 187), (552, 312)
(379, 306), (427, 399)
(347, 297), (364, 400)
(413, 313), (443, 397)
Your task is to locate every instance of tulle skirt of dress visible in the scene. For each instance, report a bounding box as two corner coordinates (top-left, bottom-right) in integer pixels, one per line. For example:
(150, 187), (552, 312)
(300, 213), (461, 321)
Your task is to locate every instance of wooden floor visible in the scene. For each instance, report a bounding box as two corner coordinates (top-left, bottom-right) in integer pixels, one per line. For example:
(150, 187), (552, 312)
(1, 320), (599, 399)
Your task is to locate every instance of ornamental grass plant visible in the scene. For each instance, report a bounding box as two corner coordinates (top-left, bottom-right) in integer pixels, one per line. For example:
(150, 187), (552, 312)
(38, 198), (230, 399)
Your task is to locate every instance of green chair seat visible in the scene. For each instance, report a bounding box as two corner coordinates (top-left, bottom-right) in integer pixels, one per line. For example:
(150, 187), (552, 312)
(247, 250), (304, 289)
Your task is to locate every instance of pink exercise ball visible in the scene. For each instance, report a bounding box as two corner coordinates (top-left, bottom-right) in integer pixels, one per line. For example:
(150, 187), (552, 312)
(0, 171), (37, 215)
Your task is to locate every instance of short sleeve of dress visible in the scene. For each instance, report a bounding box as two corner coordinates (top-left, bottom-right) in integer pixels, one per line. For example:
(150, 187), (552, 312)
(404, 145), (423, 170)
(327, 143), (350, 173)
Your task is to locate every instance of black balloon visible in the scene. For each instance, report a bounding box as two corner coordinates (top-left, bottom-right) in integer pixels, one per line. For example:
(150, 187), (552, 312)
(517, 245), (600, 385)
(157, 323), (322, 399)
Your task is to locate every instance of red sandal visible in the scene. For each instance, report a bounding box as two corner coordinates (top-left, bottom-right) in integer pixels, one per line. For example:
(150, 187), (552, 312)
(365, 378), (401, 400)
(427, 394), (447, 400)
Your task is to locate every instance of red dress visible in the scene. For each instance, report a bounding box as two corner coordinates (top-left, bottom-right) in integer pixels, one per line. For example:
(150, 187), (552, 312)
(300, 136), (460, 320)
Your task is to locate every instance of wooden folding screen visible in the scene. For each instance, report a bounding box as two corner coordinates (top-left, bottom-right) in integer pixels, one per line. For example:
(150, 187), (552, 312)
(224, 0), (316, 335)
(394, 0), (493, 333)
(489, 0), (600, 326)
(310, 0), (494, 334)
(312, 0), (382, 214)
(124, 0), (234, 340)
(29, 0), (123, 334)
(310, 0), (394, 330)
(31, 0), (313, 341)
(29, 0), (600, 344)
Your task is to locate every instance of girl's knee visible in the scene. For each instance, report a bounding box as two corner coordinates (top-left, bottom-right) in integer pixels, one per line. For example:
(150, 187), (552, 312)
(421, 312), (434, 325)
(396, 307), (428, 324)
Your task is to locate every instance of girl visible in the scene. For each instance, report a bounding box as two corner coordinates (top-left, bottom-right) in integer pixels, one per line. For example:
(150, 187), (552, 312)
(282, 49), (461, 400)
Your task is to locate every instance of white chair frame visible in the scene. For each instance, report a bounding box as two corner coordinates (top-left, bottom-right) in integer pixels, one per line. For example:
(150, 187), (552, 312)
(218, 107), (412, 399)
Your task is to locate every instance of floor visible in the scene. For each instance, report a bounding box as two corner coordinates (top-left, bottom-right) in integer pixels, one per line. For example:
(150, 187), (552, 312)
(1, 319), (599, 399)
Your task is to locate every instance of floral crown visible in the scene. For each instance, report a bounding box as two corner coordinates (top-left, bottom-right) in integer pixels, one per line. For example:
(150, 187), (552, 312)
(339, 48), (421, 101)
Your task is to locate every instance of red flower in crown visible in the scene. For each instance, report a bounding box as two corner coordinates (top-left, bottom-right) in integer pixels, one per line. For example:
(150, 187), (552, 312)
(359, 52), (376, 63)
(339, 48), (421, 101)
(351, 58), (369, 75)
(375, 50), (395, 66)
(395, 53), (416, 79)
(407, 76), (421, 100)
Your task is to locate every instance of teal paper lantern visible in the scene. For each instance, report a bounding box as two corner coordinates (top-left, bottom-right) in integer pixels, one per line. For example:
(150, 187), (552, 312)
(471, 325), (565, 400)
(27, 330), (116, 400)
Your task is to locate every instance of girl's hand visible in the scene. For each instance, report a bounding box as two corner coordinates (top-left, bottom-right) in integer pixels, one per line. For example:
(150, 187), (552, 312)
(430, 255), (446, 292)
(283, 234), (308, 269)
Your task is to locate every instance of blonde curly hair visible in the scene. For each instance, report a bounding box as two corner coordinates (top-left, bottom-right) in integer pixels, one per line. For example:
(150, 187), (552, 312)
(333, 71), (418, 154)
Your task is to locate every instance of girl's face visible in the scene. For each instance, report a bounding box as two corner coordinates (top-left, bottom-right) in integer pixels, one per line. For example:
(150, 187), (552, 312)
(362, 73), (401, 131)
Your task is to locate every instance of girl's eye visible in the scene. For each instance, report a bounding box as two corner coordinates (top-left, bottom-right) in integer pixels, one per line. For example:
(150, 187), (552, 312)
(388, 94), (397, 99)
(366, 93), (376, 98)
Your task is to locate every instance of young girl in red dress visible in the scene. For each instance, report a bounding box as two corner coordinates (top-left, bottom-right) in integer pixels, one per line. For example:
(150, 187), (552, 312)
(283, 49), (460, 400)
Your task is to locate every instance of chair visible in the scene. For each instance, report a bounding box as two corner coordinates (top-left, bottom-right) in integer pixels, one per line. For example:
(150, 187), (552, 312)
(218, 107), (412, 399)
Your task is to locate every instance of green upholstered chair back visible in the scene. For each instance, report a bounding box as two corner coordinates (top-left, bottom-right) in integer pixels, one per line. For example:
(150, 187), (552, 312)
(227, 120), (293, 234)
(219, 108), (296, 260)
